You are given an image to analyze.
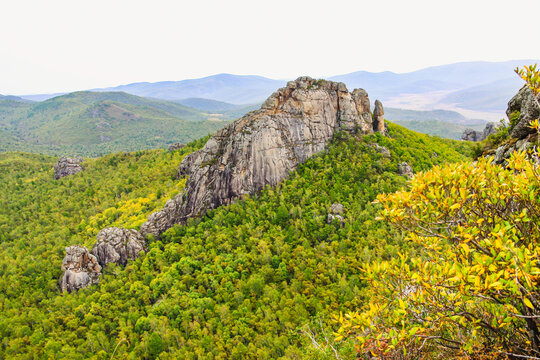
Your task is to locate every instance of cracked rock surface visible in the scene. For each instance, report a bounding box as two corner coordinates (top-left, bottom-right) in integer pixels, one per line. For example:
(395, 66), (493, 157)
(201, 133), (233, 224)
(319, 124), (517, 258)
(91, 227), (146, 267)
(59, 246), (101, 293)
(54, 157), (84, 179)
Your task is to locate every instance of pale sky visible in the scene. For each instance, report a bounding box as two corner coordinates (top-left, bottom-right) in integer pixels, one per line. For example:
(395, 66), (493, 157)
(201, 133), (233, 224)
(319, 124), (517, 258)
(1, 0), (539, 94)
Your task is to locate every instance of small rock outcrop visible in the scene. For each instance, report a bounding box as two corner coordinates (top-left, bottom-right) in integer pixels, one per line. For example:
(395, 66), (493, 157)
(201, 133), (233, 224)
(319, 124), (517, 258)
(461, 122), (498, 142)
(327, 203), (345, 224)
(91, 227), (146, 267)
(54, 156), (84, 179)
(373, 100), (386, 135)
(369, 143), (391, 158)
(141, 77), (385, 238)
(461, 128), (482, 142)
(398, 162), (414, 178)
(168, 143), (185, 151)
(484, 86), (540, 164)
(59, 246), (101, 293)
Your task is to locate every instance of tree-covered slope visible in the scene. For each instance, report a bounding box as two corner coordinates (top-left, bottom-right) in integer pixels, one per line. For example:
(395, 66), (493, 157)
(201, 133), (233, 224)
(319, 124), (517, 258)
(0, 124), (472, 359)
(0, 92), (230, 157)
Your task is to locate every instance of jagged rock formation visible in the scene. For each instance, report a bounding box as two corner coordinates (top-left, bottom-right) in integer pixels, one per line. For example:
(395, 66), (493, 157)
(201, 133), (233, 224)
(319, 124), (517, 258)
(482, 122), (497, 139)
(398, 162), (414, 178)
(59, 246), (101, 292)
(508, 85), (540, 139)
(373, 100), (386, 135)
(461, 122), (497, 142)
(54, 156), (84, 179)
(141, 77), (385, 238)
(483, 86), (539, 164)
(91, 227), (146, 267)
(168, 143), (185, 151)
(461, 128), (482, 142)
(327, 203), (345, 224)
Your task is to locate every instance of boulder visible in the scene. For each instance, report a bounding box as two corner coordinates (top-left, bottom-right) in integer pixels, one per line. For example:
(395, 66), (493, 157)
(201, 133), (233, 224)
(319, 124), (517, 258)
(91, 227), (146, 267)
(398, 162), (414, 178)
(330, 203), (345, 214)
(141, 77), (382, 238)
(168, 143), (185, 151)
(327, 203), (345, 224)
(59, 246), (101, 292)
(461, 122), (498, 142)
(54, 156), (84, 179)
(461, 128), (481, 141)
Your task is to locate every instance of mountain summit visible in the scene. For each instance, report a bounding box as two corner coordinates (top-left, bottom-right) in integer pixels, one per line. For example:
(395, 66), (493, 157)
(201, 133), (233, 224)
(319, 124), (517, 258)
(140, 77), (385, 237)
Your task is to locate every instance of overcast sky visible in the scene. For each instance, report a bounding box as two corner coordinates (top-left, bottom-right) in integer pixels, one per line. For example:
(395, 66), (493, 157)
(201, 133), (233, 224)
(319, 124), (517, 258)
(1, 0), (539, 94)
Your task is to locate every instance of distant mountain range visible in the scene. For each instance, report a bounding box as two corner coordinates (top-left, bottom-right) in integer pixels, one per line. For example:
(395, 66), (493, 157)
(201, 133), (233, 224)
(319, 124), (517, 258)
(15, 60), (535, 120)
(1, 60), (535, 155)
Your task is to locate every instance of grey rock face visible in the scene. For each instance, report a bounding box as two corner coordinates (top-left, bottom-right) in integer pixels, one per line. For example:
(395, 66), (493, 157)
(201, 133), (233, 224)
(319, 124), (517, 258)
(54, 157), (84, 179)
(91, 227), (146, 267)
(461, 128), (481, 141)
(398, 162), (414, 178)
(461, 122), (498, 142)
(488, 86), (539, 164)
(59, 246), (101, 292)
(141, 77), (382, 238)
(168, 143), (185, 151)
(508, 85), (540, 139)
(373, 100), (386, 134)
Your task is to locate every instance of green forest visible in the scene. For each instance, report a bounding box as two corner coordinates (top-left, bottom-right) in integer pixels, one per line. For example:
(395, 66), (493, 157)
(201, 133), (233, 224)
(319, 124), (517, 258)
(0, 123), (473, 359)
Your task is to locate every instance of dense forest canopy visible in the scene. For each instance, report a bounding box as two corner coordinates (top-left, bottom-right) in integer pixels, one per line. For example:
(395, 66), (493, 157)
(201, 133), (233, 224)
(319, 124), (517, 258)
(0, 123), (472, 359)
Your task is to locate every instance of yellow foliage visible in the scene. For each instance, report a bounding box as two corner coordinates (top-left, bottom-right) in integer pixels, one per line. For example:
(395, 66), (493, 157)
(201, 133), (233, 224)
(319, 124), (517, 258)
(338, 151), (540, 359)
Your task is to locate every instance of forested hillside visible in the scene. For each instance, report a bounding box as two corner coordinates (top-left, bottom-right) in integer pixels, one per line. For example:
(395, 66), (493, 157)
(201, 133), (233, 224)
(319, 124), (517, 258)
(0, 123), (472, 359)
(0, 92), (229, 156)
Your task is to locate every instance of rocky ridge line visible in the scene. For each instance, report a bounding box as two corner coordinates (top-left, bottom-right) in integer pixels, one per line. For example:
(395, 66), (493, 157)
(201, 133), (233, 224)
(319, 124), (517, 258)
(140, 77), (386, 238)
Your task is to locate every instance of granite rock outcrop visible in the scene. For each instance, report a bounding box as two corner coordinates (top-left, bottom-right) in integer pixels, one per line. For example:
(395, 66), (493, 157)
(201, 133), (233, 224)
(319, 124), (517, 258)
(141, 77), (386, 238)
(398, 162), (414, 178)
(461, 122), (497, 142)
(59, 246), (101, 292)
(54, 156), (84, 179)
(91, 227), (147, 267)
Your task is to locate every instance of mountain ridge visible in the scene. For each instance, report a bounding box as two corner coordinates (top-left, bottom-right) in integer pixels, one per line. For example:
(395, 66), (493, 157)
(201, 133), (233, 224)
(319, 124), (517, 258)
(14, 60), (538, 116)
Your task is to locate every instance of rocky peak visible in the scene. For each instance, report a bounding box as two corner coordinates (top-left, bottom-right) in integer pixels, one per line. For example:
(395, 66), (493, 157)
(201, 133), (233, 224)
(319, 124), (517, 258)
(59, 246), (101, 293)
(54, 156), (84, 179)
(140, 77), (385, 238)
(373, 100), (386, 135)
(91, 227), (146, 267)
